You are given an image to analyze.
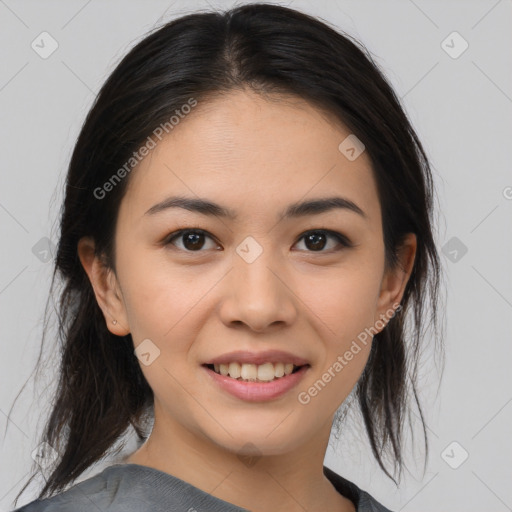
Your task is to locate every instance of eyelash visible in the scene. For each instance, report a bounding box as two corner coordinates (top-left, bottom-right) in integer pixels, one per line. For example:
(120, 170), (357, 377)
(163, 228), (352, 254)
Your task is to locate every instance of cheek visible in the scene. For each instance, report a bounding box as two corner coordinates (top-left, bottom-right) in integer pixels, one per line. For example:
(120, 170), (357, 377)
(303, 282), (376, 409)
(116, 247), (216, 352)
(116, 252), (213, 397)
(301, 262), (383, 342)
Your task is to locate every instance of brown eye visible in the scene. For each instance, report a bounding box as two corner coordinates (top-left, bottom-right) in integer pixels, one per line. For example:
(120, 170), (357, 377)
(165, 229), (218, 252)
(164, 228), (351, 254)
(294, 230), (351, 252)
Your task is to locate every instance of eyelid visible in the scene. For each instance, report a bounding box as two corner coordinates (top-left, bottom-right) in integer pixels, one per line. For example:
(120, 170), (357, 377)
(163, 227), (353, 253)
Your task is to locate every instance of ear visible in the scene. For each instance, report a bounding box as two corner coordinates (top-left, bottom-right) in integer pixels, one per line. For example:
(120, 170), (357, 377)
(77, 236), (130, 336)
(374, 233), (417, 330)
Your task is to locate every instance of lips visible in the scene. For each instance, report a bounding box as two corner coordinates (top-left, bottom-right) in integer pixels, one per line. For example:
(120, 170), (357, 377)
(203, 363), (310, 401)
(201, 349), (311, 400)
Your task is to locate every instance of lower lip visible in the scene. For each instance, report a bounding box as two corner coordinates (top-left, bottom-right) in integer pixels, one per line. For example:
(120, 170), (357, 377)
(203, 365), (310, 402)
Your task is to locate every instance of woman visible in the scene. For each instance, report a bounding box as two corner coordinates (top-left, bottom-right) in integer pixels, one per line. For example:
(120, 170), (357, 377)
(11, 3), (443, 511)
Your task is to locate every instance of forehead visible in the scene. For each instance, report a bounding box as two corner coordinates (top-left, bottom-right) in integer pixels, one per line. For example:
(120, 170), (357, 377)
(120, 89), (381, 227)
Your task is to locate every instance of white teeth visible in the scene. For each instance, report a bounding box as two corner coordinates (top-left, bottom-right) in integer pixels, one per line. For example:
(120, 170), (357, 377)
(257, 363), (275, 381)
(240, 363), (257, 380)
(211, 362), (301, 381)
(228, 362), (241, 379)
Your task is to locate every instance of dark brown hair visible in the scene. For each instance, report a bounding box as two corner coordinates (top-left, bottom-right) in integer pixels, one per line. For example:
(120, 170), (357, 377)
(10, 2), (444, 505)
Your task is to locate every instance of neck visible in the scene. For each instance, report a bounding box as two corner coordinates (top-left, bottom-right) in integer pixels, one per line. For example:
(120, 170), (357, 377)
(123, 411), (355, 512)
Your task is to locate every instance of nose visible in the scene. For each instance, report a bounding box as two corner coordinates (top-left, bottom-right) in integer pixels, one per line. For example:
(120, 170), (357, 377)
(218, 247), (297, 333)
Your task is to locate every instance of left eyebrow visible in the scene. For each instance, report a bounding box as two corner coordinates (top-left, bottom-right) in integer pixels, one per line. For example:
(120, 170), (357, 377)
(144, 195), (367, 220)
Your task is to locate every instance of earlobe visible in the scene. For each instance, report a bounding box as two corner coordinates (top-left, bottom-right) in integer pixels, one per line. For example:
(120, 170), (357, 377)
(375, 233), (417, 328)
(77, 236), (130, 336)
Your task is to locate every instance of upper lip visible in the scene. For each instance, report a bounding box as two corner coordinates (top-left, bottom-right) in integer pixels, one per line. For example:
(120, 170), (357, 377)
(204, 350), (310, 366)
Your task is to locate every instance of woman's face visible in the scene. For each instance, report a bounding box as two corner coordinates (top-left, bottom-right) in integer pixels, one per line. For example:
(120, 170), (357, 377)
(86, 89), (414, 458)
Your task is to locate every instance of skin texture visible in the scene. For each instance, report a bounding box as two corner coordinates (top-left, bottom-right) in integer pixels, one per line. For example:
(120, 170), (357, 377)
(78, 89), (416, 512)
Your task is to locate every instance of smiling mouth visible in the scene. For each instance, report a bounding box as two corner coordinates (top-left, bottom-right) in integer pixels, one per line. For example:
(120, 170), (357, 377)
(203, 362), (309, 382)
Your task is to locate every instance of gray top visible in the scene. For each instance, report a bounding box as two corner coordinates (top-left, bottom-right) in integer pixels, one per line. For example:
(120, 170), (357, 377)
(13, 463), (394, 512)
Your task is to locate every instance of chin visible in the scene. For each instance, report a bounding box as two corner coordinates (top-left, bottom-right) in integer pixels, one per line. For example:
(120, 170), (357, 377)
(206, 423), (310, 459)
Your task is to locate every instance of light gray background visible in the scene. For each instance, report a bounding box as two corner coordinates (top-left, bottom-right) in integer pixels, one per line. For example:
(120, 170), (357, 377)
(1, 0), (511, 511)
